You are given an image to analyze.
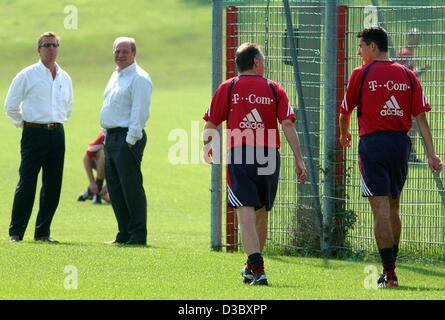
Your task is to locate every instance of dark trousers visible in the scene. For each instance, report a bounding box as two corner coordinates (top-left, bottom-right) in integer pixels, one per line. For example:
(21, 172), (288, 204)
(105, 130), (147, 243)
(9, 127), (65, 239)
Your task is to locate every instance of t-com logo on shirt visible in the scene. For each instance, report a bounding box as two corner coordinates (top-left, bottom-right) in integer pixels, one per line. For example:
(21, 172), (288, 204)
(368, 80), (410, 92)
(232, 93), (273, 105)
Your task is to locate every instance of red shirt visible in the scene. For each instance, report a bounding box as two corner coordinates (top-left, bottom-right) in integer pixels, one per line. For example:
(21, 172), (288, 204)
(203, 75), (295, 148)
(340, 61), (430, 137)
(85, 132), (105, 159)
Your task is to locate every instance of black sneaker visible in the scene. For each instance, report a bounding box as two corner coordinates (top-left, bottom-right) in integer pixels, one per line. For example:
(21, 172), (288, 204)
(377, 271), (386, 287)
(78, 189), (93, 201)
(93, 195), (102, 204)
(241, 265), (254, 284)
(378, 272), (399, 288)
(250, 273), (268, 286)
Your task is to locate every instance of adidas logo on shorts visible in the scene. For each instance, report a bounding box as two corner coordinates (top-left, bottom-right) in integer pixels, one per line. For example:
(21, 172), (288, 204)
(239, 108), (265, 129)
(380, 95), (404, 117)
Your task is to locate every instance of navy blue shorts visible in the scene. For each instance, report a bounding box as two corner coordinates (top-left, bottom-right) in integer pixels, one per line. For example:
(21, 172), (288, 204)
(358, 131), (411, 199)
(227, 146), (280, 211)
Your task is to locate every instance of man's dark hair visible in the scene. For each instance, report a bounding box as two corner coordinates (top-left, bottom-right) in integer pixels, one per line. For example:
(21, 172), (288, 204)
(235, 43), (264, 72)
(357, 26), (388, 52)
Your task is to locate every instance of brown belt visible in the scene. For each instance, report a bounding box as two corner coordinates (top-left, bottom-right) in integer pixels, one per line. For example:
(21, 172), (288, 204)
(24, 122), (63, 130)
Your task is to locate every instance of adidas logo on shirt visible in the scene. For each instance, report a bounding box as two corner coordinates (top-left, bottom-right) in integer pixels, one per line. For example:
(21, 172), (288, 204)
(380, 96), (404, 117)
(239, 108), (265, 129)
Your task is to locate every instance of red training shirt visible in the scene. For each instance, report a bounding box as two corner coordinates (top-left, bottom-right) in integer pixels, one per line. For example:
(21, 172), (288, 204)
(340, 61), (430, 137)
(85, 132), (105, 159)
(203, 75), (295, 148)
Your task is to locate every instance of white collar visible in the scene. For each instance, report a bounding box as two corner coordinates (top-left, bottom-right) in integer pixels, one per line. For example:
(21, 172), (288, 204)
(38, 59), (60, 74)
(116, 61), (137, 75)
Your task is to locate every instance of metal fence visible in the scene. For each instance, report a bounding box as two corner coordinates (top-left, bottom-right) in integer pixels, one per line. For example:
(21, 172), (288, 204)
(211, 0), (445, 260)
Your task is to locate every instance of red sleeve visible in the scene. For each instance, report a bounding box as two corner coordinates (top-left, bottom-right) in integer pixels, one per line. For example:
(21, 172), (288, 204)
(340, 68), (361, 115)
(203, 81), (230, 126)
(411, 71), (431, 116)
(95, 132), (105, 145)
(85, 132), (105, 159)
(275, 82), (295, 123)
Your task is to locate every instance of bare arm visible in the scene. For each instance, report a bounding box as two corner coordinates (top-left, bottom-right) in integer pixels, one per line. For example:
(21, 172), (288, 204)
(339, 113), (352, 148)
(415, 112), (443, 173)
(281, 119), (307, 183)
(202, 121), (217, 164)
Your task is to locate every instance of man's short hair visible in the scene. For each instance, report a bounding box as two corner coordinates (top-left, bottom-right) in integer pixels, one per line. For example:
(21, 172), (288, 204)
(235, 43), (264, 72)
(357, 26), (388, 52)
(37, 32), (60, 48)
(113, 37), (137, 53)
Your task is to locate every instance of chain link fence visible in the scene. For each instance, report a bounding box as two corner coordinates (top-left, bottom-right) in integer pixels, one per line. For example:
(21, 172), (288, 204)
(212, 0), (445, 261)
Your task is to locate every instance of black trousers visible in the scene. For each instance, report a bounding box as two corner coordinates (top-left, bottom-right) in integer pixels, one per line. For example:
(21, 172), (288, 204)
(9, 127), (65, 239)
(105, 130), (147, 243)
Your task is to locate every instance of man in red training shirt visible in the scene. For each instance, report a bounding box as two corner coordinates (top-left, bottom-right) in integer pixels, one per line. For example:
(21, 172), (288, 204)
(339, 27), (442, 287)
(78, 131), (110, 204)
(203, 43), (307, 286)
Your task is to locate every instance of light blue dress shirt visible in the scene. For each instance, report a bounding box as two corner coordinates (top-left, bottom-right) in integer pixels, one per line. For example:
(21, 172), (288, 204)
(100, 61), (152, 145)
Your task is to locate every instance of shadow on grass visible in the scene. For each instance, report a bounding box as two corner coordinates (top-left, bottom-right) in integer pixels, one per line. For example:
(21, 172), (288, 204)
(266, 284), (300, 289)
(384, 285), (445, 292)
(115, 244), (156, 249)
(3, 240), (78, 246)
(4, 241), (161, 250)
(266, 253), (340, 270)
(398, 264), (445, 279)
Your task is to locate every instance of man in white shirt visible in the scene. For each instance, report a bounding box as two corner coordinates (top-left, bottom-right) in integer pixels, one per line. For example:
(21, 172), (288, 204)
(101, 37), (152, 246)
(5, 32), (73, 243)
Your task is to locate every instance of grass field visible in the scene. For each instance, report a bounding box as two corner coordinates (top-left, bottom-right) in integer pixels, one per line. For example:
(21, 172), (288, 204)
(0, 0), (444, 300)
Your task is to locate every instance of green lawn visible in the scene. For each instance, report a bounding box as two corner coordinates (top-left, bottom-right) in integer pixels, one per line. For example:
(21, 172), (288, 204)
(2, 240), (445, 299)
(0, 0), (444, 300)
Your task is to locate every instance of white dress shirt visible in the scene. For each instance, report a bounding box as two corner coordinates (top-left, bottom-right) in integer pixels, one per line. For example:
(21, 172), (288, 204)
(100, 61), (152, 145)
(4, 60), (74, 127)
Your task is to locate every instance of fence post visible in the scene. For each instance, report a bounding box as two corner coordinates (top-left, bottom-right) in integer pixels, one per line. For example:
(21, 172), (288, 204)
(226, 5), (238, 252)
(211, 0), (223, 251)
(321, 0), (338, 255)
(333, 5), (348, 252)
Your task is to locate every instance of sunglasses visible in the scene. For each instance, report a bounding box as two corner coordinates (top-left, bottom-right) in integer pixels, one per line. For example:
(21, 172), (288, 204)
(39, 43), (59, 48)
